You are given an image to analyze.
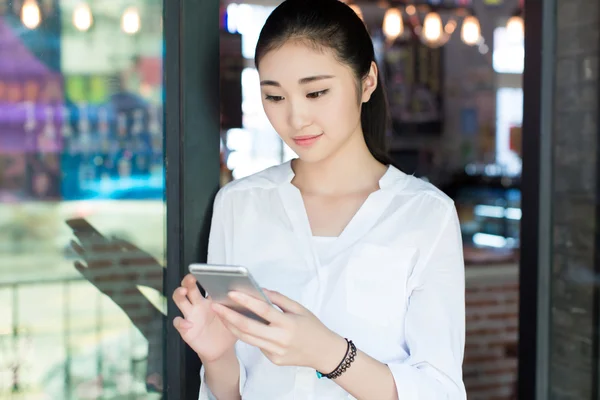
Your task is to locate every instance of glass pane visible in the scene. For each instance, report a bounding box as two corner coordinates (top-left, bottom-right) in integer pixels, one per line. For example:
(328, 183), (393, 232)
(0, 0), (165, 398)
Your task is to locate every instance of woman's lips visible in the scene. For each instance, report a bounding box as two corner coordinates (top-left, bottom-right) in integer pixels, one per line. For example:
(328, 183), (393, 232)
(292, 133), (323, 147)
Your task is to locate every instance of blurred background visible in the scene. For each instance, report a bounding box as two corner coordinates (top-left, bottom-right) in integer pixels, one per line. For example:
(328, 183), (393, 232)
(0, 0), (589, 399)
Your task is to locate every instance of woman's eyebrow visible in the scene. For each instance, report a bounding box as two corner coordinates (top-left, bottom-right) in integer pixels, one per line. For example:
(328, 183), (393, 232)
(260, 75), (335, 87)
(298, 75), (335, 84)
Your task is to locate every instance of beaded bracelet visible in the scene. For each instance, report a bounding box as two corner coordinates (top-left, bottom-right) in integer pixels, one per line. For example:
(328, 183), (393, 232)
(316, 338), (357, 379)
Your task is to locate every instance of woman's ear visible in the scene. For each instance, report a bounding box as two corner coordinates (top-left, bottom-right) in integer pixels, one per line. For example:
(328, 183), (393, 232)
(361, 61), (378, 103)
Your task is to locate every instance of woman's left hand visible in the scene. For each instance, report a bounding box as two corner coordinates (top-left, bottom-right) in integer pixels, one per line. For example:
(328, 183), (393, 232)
(211, 289), (347, 372)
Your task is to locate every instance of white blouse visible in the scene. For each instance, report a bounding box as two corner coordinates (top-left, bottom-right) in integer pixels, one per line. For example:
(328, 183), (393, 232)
(199, 161), (466, 400)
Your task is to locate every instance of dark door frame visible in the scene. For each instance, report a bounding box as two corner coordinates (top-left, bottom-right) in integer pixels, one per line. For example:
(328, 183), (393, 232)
(519, 0), (555, 399)
(164, 0), (221, 398)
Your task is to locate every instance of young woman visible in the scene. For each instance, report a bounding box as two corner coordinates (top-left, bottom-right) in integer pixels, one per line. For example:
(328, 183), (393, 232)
(173, 0), (466, 399)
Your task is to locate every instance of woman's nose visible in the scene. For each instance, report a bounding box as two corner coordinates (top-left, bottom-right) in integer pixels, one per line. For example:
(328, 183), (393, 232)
(288, 100), (312, 131)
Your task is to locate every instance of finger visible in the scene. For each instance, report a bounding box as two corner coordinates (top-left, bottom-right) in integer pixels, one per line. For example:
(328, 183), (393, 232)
(71, 240), (85, 257)
(221, 318), (282, 355)
(181, 273), (197, 286)
(74, 261), (90, 278)
(181, 274), (204, 305)
(264, 290), (305, 314)
(212, 303), (279, 341)
(229, 292), (283, 323)
(172, 287), (193, 316)
(173, 316), (193, 329)
(173, 316), (193, 334)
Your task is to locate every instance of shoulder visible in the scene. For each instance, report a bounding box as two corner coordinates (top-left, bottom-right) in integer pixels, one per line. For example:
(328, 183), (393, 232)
(387, 166), (455, 219)
(215, 162), (292, 204)
(403, 174), (453, 207)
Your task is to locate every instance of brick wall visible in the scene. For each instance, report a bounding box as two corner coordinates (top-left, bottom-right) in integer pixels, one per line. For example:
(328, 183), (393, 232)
(464, 264), (519, 400)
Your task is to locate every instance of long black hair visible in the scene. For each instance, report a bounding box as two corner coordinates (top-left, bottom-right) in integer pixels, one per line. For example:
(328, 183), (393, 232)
(254, 0), (391, 165)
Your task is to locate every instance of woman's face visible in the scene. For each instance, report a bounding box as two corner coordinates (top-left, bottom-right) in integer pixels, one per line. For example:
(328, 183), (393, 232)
(258, 41), (377, 163)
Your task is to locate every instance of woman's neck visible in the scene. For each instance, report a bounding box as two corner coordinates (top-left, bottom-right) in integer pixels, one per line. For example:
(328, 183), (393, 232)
(290, 133), (388, 196)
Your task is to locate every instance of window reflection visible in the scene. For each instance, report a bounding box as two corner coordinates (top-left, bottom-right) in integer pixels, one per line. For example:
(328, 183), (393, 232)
(0, 0), (165, 398)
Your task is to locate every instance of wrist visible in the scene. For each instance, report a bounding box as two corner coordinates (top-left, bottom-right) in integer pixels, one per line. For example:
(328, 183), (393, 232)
(200, 347), (237, 369)
(313, 331), (348, 373)
(202, 348), (241, 400)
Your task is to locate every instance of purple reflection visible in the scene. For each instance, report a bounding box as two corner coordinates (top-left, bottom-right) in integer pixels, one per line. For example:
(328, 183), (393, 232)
(0, 18), (64, 153)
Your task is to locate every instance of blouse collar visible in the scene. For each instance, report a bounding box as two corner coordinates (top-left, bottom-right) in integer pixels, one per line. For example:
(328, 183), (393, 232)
(279, 159), (406, 191)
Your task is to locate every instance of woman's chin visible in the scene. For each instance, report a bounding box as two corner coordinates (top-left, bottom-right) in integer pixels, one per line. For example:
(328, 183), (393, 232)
(293, 148), (331, 164)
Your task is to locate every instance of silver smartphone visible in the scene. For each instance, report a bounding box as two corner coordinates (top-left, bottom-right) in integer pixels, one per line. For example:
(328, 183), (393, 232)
(188, 263), (273, 324)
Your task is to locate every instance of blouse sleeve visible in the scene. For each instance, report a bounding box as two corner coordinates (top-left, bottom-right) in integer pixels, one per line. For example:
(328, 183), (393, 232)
(198, 189), (248, 399)
(198, 357), (247, 400)
(387, 204), (467, 399)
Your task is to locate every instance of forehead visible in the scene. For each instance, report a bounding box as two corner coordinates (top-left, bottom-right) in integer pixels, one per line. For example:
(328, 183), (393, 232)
(258, 41), (350, 83)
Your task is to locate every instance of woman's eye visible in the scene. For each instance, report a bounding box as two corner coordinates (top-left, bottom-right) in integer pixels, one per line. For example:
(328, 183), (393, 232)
(265, 95), (284, 102)
(307, 89), (329, 99)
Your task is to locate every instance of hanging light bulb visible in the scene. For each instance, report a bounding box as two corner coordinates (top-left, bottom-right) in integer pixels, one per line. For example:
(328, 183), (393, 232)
(423, 12), (443, 42)
(461, 15), (480, 45)
(121, 6), (141, 34)
(383, 8), (403, 41)
(21, 0), (41, 30)
(349, 4), (363, 21)
(506, 15), (524, 40)
(73, 2), (93, 32)
(445, 19), (458, 35)
(405, 5), (416, 16)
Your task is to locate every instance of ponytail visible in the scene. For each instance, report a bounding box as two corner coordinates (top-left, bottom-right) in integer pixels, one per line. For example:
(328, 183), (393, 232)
(361, 72), (391, 165)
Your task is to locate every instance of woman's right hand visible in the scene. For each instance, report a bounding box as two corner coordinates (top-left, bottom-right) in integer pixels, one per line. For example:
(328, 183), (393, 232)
(172, 274), (237, 363)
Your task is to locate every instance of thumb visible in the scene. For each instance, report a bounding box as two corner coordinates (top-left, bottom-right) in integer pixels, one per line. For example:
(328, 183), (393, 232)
(264, 289), (305, 314)
(173, 316), (193, 333)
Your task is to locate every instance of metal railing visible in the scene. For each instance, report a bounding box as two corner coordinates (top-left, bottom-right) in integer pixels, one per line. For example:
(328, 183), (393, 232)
(0, 276), (150, 399)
